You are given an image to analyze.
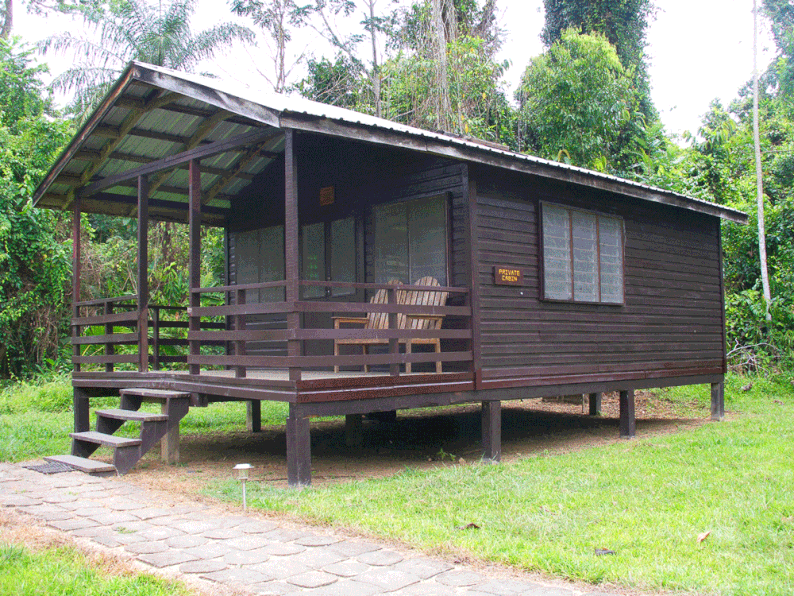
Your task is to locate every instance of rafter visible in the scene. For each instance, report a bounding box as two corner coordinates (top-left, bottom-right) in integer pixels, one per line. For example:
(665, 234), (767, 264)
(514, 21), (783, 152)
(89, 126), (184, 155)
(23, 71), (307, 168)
(202, 143), (271, 205)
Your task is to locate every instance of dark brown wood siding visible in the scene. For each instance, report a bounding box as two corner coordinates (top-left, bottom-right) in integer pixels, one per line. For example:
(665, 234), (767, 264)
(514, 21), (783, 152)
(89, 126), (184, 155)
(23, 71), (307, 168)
(472, 167), (725, 387)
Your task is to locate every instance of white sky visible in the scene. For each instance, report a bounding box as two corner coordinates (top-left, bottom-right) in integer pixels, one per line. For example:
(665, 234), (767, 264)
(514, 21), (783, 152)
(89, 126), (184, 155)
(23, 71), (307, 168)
(13, 0), (776, 136)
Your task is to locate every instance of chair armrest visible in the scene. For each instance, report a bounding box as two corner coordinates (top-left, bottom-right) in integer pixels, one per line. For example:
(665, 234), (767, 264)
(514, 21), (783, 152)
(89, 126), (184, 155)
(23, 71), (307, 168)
(332, 316), (368, 329)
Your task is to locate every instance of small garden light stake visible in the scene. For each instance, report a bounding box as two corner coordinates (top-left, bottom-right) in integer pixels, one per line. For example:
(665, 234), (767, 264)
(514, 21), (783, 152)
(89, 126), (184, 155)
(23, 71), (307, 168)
(233, 463), (253, 510)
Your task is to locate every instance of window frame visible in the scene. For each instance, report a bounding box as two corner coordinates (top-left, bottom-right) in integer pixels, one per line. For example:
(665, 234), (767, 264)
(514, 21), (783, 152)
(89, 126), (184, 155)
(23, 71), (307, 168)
(370, 193), (451, 287)
(300, 216), (358, 299)
(539, 201), (626, 306)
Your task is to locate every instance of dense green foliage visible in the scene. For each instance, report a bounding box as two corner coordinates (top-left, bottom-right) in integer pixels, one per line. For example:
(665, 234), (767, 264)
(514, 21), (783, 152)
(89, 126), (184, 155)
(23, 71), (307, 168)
(0, 39), (72, 377)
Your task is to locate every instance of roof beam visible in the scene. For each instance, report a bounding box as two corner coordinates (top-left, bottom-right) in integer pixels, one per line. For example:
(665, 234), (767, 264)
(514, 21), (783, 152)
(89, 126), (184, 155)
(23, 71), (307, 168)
(115, 96), (258, 127)
(79, 128), (280, 198)
(202, 143), (274, 205)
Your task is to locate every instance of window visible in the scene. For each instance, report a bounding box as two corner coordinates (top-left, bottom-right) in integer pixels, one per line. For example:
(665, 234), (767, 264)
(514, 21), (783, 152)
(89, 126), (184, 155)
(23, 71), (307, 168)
(235, 225), (285, 302)
(373, 195), (448, 285)
(541, 203), (623, 304)
(301, 217), (356, 298)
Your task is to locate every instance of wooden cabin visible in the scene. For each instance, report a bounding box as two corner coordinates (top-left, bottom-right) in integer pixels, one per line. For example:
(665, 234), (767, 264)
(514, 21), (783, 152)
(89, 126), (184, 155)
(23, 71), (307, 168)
(33, 62), (747, 484)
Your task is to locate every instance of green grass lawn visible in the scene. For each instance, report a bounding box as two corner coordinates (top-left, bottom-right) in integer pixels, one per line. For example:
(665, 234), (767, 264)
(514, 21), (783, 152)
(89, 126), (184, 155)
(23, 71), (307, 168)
(205, 374), (794, 596)
(0, 542), (192, 596)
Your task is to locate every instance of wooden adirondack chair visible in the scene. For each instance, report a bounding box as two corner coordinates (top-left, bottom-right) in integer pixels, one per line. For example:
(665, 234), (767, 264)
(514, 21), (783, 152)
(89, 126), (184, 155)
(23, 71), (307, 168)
(333, 277), (448, 374)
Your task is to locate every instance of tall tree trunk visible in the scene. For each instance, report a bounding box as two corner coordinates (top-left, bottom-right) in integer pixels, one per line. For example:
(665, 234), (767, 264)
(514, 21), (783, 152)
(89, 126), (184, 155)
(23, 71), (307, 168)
(1, 0), (13, 40)
(367, 0), (381, 118)
(431, 0), (451, 132)
(753, 0), (772, 321)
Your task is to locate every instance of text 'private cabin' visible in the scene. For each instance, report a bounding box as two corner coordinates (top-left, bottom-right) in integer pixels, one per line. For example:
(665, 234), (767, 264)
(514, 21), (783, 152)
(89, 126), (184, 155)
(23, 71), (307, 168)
(32, 62), (747, 485)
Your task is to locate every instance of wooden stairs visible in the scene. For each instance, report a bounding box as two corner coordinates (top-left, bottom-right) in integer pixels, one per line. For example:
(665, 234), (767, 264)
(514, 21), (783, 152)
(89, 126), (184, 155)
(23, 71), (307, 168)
(46, 388), (190, 477)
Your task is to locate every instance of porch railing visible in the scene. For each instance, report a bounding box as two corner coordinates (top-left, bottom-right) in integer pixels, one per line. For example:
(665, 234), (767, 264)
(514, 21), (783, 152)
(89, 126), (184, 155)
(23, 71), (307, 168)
(186, 280), (473, 379)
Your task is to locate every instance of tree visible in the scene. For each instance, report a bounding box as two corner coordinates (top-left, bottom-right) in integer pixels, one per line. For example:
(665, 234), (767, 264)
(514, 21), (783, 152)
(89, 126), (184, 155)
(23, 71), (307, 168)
(0, 38), (72, 376)
(39, 0), (253, 119)
(517, 29), (643, 171)
(229, 0), (309, 93)
(540, 0), (656, 119)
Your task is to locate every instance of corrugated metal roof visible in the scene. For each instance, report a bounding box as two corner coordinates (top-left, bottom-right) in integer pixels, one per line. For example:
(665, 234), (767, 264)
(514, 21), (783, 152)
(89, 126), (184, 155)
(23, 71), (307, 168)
(31, 61), (747, 225)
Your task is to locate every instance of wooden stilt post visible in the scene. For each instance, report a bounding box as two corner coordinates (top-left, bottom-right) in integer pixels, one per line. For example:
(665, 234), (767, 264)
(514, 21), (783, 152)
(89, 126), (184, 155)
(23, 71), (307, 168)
(711, 381), (725, 421)
(247, 401), (261, 433)
(137, 176), (149, 373)
(284, 130), (301, 383)
(481, 400), (501, 462)
(73, 386), (89, 435)
(72, 197), (82, 373)
(161, 401), (180, 464)
(188, 159), (202, 375)
(588, 392), (602, 416)
(287, 405), (311, 486)
(619, 389), (635, 439)
(345, 414), (363, 447)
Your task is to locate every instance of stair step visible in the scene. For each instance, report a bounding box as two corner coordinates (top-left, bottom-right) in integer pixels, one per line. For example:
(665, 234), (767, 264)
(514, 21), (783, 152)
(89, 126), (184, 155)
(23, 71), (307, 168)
(120, 388), (190, 401)
(44, 454), (117, 476)
(70, 431), (142, 448)
(96, 408), (168, 423)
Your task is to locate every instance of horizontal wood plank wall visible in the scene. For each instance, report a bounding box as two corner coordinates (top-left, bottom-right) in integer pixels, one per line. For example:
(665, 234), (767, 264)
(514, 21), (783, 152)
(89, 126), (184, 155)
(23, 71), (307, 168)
(474, 168), (725, 387)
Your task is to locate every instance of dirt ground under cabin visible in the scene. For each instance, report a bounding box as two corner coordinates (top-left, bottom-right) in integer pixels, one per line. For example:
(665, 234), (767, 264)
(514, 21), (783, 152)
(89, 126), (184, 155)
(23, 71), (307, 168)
(117, 389), (712, 496)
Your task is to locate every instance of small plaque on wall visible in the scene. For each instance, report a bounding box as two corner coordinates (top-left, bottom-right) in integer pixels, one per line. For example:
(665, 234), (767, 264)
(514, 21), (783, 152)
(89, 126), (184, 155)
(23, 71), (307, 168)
(493, 266), (524, 286)
(320, 186), (335, 206)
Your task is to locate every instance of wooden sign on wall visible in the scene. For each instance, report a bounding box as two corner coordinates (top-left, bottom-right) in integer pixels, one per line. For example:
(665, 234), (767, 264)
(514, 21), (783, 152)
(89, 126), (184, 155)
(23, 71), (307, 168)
(493, 266), (524, 286)
(320, 186), (335, 206)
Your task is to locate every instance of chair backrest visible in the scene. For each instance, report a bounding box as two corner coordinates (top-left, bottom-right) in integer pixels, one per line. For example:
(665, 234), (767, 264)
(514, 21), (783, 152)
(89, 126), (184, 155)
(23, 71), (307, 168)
(397, 276), (448, 330)
(366, 279), (401, 329)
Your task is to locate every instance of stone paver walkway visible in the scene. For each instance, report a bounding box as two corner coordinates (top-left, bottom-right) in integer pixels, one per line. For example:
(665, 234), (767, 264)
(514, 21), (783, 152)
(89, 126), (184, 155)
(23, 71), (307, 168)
(0, 463), (624, 596)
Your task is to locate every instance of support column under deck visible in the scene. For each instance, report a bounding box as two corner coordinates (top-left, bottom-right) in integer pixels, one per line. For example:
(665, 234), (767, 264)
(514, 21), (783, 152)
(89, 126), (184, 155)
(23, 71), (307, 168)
(345, 414), (363, 447)
(73, 387), (90, 434)
(711, 381), (725, 421)
(619, 389), (636, 439)
(247, 401), (261, 433)
(588, 392), (602, 416)
(481, 400), (501, 463)
(287, 405), (311, 487)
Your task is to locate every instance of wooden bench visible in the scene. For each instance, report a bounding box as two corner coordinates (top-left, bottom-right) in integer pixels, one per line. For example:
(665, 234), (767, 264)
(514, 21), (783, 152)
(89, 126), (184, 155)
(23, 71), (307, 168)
(333, 277), (448, 374)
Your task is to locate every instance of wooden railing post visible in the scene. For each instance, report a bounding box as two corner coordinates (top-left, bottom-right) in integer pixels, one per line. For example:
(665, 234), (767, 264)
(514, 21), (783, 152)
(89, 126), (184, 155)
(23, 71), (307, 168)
(388, 286), (399, 377)
(72, 197), (82, 372)
(235, 288), (246, 378)
(104, 301), (114, 372)
(188, 159), (201, 375)
(137, 175), (149, 373)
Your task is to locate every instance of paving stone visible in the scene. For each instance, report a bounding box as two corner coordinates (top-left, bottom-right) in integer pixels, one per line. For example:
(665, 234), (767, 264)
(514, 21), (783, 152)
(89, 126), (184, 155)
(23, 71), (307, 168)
(166, 534), (209, 549)
(202, 527), (240, 540)
(249, 581), (301, 595)
(182, 542), (233, 560)
(48, 518), (99, 532)
(389, 582), (458, 596)
(173, 519), (224, 535)
(91, 512), (140, 526)
(240, 520), (279, 534)
(106, 500), (150, 512)
(125, 541), (170, 555)
(34, 510), (74, 522)
(53, 500), (84, 510)
(18, 503), (64, 516)
(286, 571), (339, 589)
(71, 526), (115, 539)
(322, 560), (371, 578)
(357, 549), (404, 566)
(301, 579), (381, 596)
(263, 527), (310, 543)
(290, 548), (346, 569)
(476, 579), (545, 595)
(436, 570), (487, 587)
(224, 534), (271, 551)
(261, 542), (306, 556)
(249, 558), (311, 580)
(329, 540), (382, 557)
(354, 567), (421, 591)
(0, 494), (38, 507)
(137, 526), (186, 541)
(393, 558), (454, 579)
(74, 506), (113, 518)
(223, 547), (270, 566)
(137, 550), (198, 569)
(294, 535), (342, 547)
(92, 534), (124, 548)
(179, 560), (229, 574)
(111, 521), (152, 533)
(201, 567), (272, 585)
(129, 507), (175, 520)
